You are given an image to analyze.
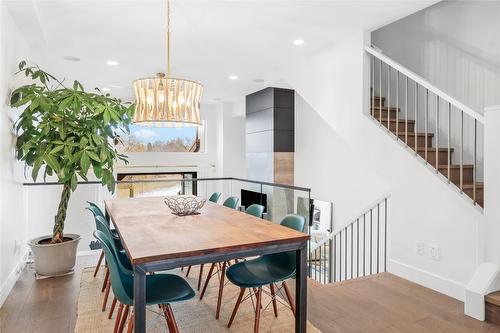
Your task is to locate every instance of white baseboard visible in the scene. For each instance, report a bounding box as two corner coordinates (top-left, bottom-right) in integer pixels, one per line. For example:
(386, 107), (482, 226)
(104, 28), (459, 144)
(388, 259), (466, 301)
(0, 255), (27, 308)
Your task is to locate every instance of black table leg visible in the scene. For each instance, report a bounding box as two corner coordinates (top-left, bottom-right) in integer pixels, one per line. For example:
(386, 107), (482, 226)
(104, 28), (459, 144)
(134, 266), (146, 333)
(295, 243), (307, 332)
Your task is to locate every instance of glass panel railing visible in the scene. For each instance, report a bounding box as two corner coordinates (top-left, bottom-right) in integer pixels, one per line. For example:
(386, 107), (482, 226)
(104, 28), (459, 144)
(23, 177), (312, 255)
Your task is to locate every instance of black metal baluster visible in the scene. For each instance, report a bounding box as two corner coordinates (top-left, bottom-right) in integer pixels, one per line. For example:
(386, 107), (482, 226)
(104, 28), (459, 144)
(370, 209), (373, 275)
(377, 203), (380, 273)
(356, 218), (360, 278)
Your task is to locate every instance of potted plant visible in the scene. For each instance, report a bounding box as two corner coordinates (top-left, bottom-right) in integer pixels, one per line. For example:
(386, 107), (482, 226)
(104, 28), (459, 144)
(10, 61), (133, 276)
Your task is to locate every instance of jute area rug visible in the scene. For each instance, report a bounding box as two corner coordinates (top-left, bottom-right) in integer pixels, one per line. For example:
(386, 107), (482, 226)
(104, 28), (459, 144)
(74, 265), (321, 332)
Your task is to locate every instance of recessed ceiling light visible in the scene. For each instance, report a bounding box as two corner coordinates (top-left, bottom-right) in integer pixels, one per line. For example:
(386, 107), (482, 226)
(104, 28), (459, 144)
(106, 60), (119, 66)
(102, 87), (111, 92)
(228, 75), (238, 80)
(293, 39), (305, 46)
(63, 55), (80, 62)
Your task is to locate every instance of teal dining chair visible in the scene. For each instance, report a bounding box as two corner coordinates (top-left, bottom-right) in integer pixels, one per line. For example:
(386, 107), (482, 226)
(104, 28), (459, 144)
(90, 213), (131, 313)
(185, 191), (223, 286)
(208, 192), (222, 203)
(198, 203), (266, 320)
(225, 214), (306, 332)
(86, 201), (118, 279)
(245, 204), (265, 218)
(94, 230), (195, 333)
(223, 196), (239, 209)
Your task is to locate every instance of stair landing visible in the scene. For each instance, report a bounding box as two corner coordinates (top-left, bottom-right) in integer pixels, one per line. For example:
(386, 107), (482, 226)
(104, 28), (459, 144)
(303, 273), (500, 332)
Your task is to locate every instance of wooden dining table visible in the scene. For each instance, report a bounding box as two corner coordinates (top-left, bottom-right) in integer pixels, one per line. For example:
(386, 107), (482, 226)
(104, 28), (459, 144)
(105, 196), (310, 333)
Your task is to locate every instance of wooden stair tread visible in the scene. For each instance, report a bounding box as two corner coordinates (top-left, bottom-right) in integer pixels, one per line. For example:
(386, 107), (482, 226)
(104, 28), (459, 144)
(462, 182), (484, 189)
(396, 132), (433, 137)
(486, 291), (500, 307)
(437, 164), (473, 169)
(416, 147), (454, 152)
(383, 119), (415, 124)
(371, 106), (400, 112)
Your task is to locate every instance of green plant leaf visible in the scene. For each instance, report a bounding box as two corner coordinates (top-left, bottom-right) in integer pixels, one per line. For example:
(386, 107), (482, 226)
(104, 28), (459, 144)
(80, 152), (90, 175)
(70, 173), (78, 191)
(86, 150), (100, 162)
(44, 154), (60, 172)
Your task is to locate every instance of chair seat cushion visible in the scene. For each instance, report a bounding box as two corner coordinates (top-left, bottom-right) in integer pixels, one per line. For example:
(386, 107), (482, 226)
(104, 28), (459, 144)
(226, 253), (296, 288)
(122, 273), (195, 305)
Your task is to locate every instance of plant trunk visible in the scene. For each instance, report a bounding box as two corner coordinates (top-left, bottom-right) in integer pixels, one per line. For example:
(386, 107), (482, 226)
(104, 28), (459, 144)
(52, 182), (72, 243)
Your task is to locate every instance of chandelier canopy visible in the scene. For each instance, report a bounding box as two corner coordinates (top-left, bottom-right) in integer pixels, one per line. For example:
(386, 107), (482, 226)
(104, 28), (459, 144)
(132, 0), (203, 127)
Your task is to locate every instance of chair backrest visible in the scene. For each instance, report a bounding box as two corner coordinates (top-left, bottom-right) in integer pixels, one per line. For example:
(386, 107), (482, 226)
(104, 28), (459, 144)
(86, 201), (105, 219)
(262, 214), (307, 275)
(223, 196), (239, 209)
(280, 214), (306, 232)
(93, 231), (133, 305)
(245, 204), (265, 218)
(208, 192), (222, 203)
(93, 216), (132, 274)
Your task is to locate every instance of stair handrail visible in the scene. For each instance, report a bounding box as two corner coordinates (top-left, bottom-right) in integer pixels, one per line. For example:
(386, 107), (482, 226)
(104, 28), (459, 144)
(310, 194), (390, 252)
(365, 46), (484, 124)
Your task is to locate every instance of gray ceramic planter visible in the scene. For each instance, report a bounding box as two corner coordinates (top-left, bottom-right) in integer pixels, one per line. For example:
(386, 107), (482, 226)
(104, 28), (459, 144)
(28, 234), (81, 276)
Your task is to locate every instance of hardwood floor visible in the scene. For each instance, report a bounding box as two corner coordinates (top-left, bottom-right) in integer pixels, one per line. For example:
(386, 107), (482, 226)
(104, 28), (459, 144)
(305, 273), (500, 333)
(1, 256), (499, 332)
(0, 255), (96, 333)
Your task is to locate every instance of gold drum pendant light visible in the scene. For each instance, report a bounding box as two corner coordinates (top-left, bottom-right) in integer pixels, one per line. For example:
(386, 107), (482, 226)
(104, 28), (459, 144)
(133, 0), (203, 127)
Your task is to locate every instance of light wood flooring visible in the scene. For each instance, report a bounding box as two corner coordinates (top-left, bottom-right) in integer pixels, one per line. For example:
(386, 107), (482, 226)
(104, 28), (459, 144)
(1, 255), (500, 333)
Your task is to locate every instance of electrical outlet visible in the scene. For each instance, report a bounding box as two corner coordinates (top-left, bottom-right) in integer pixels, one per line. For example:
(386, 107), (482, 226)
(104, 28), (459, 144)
(416, 242), (425, 255)
(429, 244), (440, 260)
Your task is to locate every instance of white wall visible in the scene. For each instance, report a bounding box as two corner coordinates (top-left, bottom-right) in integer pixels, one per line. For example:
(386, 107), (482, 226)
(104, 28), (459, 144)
(281, 31), (484, 300)
(0, 3), (31, 306)
(372, 1), (500, 114)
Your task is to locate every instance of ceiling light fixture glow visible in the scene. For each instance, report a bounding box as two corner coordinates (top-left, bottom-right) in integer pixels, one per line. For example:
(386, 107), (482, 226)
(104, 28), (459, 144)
(228, 75), (238, 80)
(106, 60), (119, 66)
(293, 39), (305, 46)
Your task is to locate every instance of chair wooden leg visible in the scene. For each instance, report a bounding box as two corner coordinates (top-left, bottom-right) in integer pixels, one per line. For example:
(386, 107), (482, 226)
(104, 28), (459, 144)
(102, 279), (111, 311)
(200, 263), (216, 300)
(162, 304), (179, 333)
(126, 311), (134, 333)
(228, 288), (246, 328)
(282, 281), (295, 317)
(270, 283), (278, 317)
(197, 264), (204, 291)
(109, 297), (118, 319)
(114, 303), (124, 333)
(254, 287), (262, 333)
(94, 251), (104, 277)
(215, 262), (227, 319)
(161, 304), (175, 332)
(102, 267), (109, 292)
(117, 305), (129, 333)
(185, 265), (192, 277)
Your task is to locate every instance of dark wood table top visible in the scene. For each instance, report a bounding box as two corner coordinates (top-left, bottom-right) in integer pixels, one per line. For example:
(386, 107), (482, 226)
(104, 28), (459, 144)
(105, 196), (310, 265)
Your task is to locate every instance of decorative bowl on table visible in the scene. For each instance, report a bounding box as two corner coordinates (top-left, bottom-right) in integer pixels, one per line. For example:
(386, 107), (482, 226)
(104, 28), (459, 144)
(164, 195), (206, 216)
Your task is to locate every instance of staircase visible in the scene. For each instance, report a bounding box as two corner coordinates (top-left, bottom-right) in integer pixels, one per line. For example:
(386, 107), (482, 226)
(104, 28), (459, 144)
(366, 46), (484, 207)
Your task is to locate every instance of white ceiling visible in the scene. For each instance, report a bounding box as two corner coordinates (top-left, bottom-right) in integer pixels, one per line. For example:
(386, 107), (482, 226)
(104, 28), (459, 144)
(5, 0), (435, 104)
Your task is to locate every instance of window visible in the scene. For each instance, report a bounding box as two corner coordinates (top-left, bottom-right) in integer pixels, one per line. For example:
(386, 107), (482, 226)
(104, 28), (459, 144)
(117, 172), (197, 198)
(119, 124), (202, 152)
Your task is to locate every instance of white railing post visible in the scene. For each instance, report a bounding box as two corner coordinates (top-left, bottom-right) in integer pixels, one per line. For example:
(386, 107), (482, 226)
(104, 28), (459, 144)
(483, 105), (500, 263)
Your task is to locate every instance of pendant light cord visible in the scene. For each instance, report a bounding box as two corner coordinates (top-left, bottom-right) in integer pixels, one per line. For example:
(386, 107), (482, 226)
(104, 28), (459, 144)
(167, 0), (171, 78)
